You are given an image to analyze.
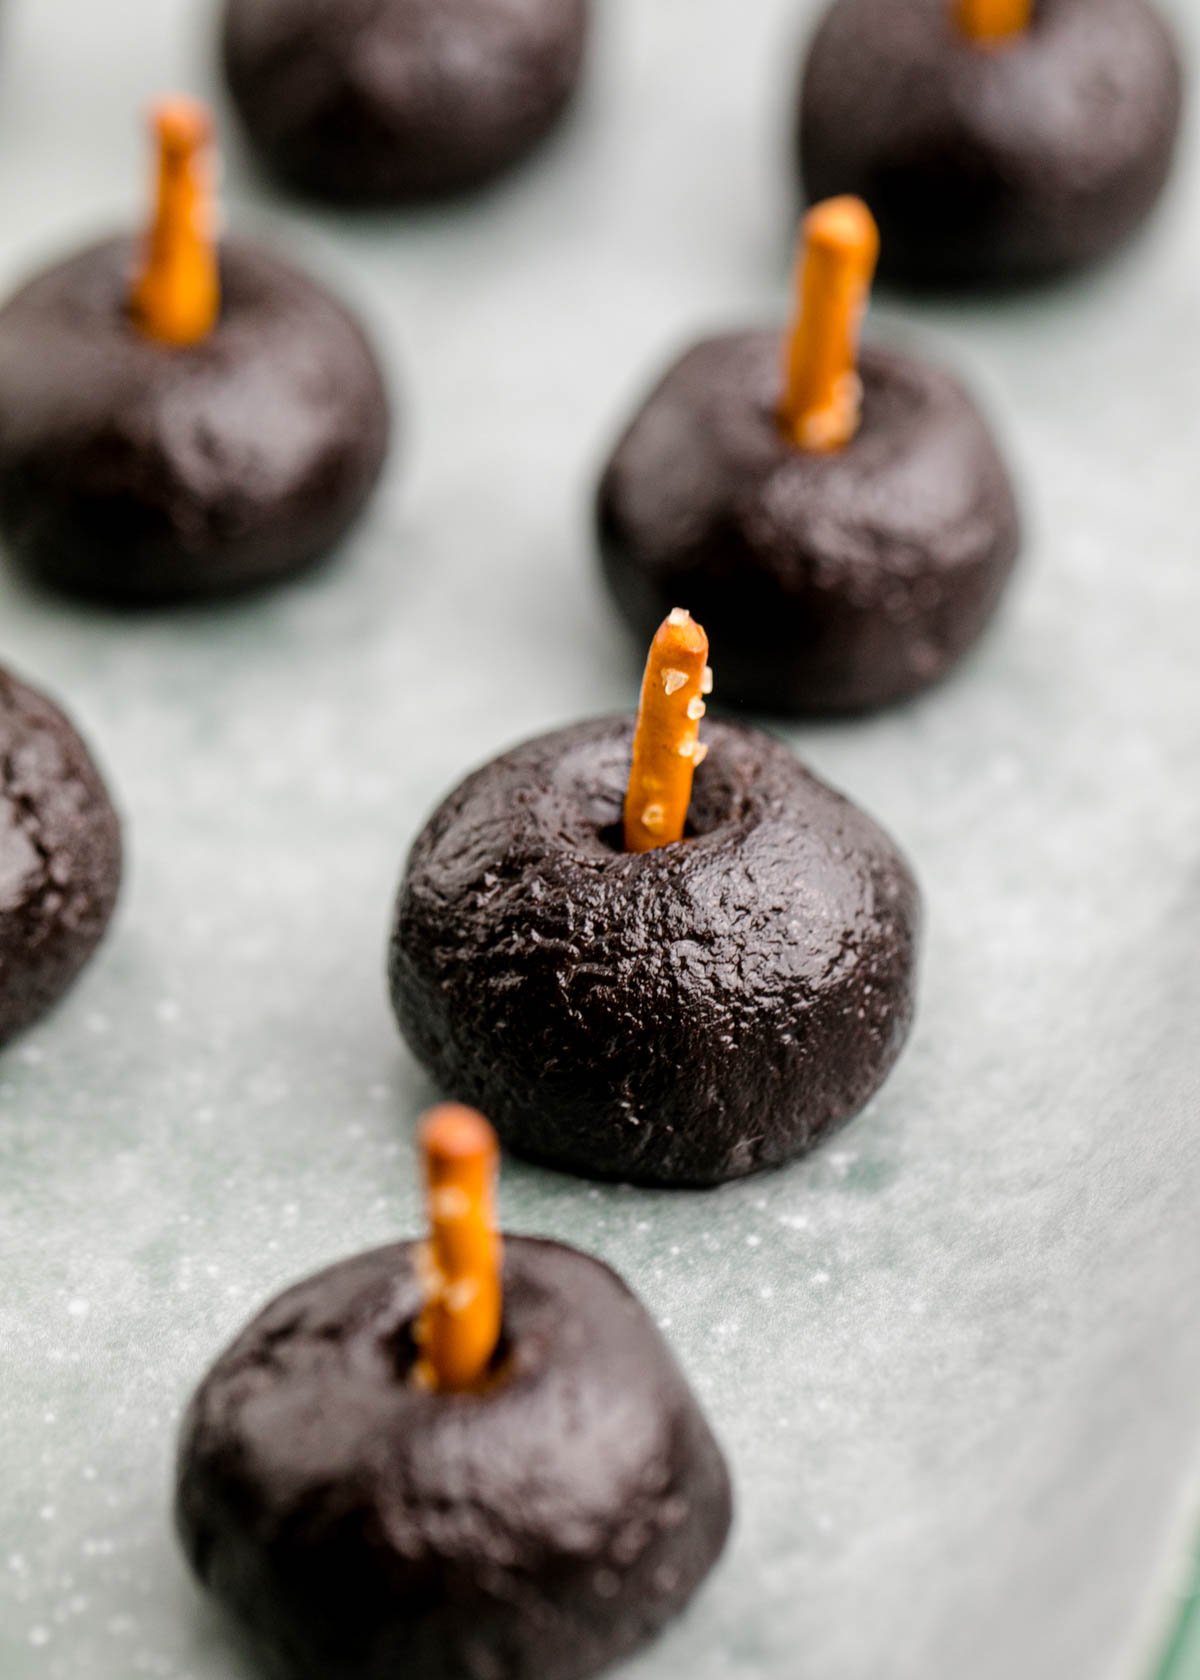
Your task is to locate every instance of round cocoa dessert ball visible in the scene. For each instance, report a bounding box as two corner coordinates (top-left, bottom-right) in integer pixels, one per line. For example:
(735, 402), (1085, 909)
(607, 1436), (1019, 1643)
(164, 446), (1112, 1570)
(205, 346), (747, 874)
(176, 1236), (732, 1680)
(796, 0), (1184, 286)
(0, 237), (390, 603)
(389, 716), (920, 1186)
(222, 0), (590, 203)
(598, 333), (1020, 714)
(0, 668), (121, 1041)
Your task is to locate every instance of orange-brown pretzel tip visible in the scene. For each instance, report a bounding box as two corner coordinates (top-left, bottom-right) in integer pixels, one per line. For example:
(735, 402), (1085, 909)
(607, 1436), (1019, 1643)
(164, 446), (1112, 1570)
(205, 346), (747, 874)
(623, 608), (711, 855)
(956, 0), (1031, 42)
(779, 195), (880, 454)
(131, 96), (220, 348)
(413, 1104), (503, 1393)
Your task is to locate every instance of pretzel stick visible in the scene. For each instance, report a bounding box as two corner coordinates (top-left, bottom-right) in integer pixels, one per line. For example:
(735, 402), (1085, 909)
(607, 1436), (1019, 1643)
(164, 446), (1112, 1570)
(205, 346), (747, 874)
(131, 97), (219, 347)
(779, 195), (879, 453)
(623, 608), (711, 854)
(413, 1105), (502, 1392)
(956, 0), (1031, 43)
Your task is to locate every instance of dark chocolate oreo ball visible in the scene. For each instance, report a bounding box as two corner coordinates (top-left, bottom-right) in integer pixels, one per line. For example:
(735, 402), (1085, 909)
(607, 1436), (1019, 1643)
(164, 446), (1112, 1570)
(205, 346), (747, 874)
(0, 669), (121, 1041)
(0, 237), (390, 604)
(176, 1236), (732, 1680)
(389, 716), (919, 1187)
(598, 333), (1020, 715)
(797, 0), (1184, 286)
(222, 0), (590, 204)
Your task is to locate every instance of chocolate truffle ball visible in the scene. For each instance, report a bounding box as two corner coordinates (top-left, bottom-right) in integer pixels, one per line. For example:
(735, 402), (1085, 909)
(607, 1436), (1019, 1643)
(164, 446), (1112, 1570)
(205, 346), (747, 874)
(598, 333), (1020, 715)
(389, 716), (920, 1186)
(176, 1236), (732, 1680)
(0, 237), (390, 603)
(0, 669), (121, 1041)
(222, 0), (590, 204)
(796, 0), (1184, 286)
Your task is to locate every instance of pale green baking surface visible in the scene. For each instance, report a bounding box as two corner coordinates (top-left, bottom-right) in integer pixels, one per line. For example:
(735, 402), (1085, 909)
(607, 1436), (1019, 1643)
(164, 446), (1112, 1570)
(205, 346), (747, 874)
(0, 2), (1198, 1677)
(1162, 1556), (1200, 1680)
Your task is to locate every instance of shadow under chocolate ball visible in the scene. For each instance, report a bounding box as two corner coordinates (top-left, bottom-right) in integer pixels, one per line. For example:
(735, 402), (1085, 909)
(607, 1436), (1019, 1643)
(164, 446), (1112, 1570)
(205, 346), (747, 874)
(389, 717), (920, 1187)
(222, 0), (590, 204)
(0, 670), (121, 1042)
(176, 1237), (732, 1680)
(598, 333), (1019, 715)
(0, 237), (390, 604)
(797, 0), (1184, 287)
